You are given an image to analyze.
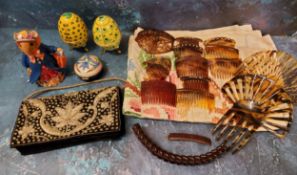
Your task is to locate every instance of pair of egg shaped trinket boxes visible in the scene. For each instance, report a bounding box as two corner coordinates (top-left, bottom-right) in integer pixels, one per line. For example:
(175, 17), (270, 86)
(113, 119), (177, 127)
(58, 12), (121, 51)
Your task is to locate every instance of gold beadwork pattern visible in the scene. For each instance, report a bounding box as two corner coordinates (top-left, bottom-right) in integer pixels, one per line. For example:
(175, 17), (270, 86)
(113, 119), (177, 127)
(11, 87), (121, 147)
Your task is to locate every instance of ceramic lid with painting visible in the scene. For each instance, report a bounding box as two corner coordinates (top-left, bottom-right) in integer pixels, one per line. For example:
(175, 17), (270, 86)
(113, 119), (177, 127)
(74, 55), (103, 80)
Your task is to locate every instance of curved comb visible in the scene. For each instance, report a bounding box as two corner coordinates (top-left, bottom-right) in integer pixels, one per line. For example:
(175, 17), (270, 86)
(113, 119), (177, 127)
(204, 37), (236, 48)
(135, 29), (174, 54)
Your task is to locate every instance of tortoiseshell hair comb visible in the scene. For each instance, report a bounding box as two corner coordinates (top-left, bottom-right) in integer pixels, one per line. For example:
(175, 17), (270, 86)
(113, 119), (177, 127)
(204, 45), (239, 60)
(181, 77), (209, 91)
(174, 46), (202, 59)
(204, 37), (236, 48)
(144, 57), (172, 80)
(135, 29), (175, 54)
(141, 80), (176, 106)
(208, 58), (242, 88)
(177, 89), (215, 112)
(175, 56), (208, 79)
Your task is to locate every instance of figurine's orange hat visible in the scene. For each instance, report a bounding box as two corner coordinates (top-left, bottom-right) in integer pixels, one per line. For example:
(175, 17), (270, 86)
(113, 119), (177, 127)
(13, 29), (40, 42)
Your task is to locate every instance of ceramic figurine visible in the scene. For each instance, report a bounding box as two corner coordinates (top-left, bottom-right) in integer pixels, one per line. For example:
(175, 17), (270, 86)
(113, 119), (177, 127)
(14, 29), (67, 87)
(58, 12), (88, 50)
(92, 15), (122, 52)
(74, 55), (103, 81)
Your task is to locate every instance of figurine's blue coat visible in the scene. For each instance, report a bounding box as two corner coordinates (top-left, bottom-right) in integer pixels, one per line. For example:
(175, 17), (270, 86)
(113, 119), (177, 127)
(21, 43), (64, 83)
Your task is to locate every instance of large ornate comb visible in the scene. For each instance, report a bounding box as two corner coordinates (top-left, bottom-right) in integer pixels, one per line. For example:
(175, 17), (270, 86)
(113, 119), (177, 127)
(212, 74), (293, 153)
(242, 51), (297, 103)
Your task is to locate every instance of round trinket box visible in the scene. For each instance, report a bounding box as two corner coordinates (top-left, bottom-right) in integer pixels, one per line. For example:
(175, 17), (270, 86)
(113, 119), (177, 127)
(74, 55), (103, 81)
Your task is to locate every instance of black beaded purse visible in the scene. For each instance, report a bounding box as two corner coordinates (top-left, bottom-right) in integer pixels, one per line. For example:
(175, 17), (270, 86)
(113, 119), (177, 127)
(10, 78), (125, 154)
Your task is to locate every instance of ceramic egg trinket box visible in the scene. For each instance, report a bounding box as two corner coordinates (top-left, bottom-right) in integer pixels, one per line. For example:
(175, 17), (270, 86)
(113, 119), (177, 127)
(92, 15), (122, 52)
(58, 12), (88, 49)
(74, 55), (103, 81)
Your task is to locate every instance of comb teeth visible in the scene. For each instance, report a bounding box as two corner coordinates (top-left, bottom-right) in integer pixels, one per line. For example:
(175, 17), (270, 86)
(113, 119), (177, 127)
(204, 37), (236, 48)
(175, 56), (208, 79)
(141, 80), (176, 106)
(243, 51), (297, 103)
(213, 58), (242, 67)
(204, 45), (239, 60)
(174, 46), (202, 59)
(243, 51), (283, 84)
(176, 90), (215, 111)
(181, 78), (209, 91)
(209, 59), (242, 87)
(214, 74), (293, 152)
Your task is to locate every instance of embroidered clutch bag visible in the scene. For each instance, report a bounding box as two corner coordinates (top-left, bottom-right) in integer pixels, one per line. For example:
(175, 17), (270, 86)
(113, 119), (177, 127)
(10, 81), (124, 154)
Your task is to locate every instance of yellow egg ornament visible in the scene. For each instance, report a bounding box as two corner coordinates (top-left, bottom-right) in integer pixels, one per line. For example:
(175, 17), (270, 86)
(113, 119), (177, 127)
(92, 15), (122, 52)
(58, 12), (88, 50)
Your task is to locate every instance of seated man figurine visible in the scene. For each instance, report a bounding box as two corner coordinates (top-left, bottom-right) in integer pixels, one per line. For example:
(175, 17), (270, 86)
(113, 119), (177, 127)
(14, 29), (67, 87)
